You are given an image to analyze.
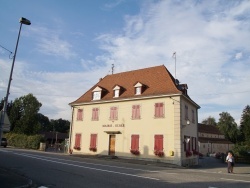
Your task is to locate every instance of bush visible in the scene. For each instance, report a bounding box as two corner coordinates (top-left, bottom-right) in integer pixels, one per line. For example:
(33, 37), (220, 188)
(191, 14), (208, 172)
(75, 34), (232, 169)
(4, 133), (43, 150)
(232, 143), (250, 157)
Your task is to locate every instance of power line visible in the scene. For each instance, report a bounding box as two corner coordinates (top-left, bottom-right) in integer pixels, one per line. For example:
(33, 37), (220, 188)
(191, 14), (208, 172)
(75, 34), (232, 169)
(0, 44), (13, 59)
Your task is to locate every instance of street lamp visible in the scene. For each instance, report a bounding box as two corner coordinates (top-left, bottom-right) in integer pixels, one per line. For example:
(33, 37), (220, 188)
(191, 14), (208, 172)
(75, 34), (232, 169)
(0, 17), (31, 142)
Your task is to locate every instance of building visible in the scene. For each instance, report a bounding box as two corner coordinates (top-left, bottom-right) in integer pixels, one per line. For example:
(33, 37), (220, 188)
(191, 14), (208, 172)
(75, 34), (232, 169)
(69, 65), (200, 166)
(198, 123), (234, 156)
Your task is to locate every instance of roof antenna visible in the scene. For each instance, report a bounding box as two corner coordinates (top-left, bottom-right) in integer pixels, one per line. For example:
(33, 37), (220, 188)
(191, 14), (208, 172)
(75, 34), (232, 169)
(172, 52), (177, 84)
(111, 64), (114, 74)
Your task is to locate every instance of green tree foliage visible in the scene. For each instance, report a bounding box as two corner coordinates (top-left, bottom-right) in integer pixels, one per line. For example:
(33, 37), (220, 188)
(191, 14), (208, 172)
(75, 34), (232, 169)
(37, 113), (51, 132)
(217, 112), (239, 143)
(202, 116), (217, 125)
(239, 105), (250, 144)
(0, 98), (13, 116)
(50, 118), (70, 133)
(10, 93), (42, 135)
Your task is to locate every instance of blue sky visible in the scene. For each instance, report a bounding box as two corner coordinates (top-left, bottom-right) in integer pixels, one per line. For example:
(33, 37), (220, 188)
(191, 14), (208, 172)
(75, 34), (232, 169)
(0, 0), (249, 124)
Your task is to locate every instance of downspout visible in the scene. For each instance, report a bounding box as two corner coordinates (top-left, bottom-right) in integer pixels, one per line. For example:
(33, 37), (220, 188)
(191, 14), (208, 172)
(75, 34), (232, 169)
(68, 106), (75, 154)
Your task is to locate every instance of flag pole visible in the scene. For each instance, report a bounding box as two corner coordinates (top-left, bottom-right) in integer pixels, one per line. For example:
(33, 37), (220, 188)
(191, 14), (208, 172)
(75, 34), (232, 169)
(173, 52), (177, 84)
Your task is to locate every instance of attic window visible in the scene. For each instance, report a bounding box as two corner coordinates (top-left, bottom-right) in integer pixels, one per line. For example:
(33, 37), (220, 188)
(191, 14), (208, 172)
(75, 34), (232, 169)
(134, 82), (143, 95)
(113, 85), (121, 98)
(92, 86), (102, 100)
(93, 91), (101, 100)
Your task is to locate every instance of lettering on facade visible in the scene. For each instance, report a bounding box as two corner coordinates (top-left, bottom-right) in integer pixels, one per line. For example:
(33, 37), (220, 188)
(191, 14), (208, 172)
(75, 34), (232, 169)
(102, 124), (125, 127)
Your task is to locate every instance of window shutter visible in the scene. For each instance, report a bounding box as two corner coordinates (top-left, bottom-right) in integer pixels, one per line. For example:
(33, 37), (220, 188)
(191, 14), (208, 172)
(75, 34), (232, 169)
(154, 135), (163, 151)
(77, 109), (83, 120)
(90, 134), (97, 148)
(132, 105), (136, 119)
(131, 135), (139, 150)
(75, 134), (81, 148)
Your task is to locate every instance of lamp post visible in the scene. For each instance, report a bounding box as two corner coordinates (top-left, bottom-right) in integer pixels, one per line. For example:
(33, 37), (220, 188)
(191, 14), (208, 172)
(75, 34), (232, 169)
(0, 17), (31, 142)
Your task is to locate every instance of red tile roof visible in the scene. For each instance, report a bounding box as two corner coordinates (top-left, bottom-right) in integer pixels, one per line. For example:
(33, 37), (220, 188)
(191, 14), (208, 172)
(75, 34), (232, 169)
(70, 65), (186, 104)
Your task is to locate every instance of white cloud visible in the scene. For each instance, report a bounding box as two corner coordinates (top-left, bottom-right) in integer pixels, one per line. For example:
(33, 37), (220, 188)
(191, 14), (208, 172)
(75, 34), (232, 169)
(29, 26), (76, 59)
(235, 52), (242, 60)
(96, 0), (250, 123)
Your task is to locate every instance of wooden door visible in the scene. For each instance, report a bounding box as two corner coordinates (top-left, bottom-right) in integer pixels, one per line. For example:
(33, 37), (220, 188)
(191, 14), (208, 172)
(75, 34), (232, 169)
(109, 135), (116, 156)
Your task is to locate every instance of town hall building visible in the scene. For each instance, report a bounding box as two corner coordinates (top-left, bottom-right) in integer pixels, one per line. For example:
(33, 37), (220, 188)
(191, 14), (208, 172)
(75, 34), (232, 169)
(69, 65), (200, 166)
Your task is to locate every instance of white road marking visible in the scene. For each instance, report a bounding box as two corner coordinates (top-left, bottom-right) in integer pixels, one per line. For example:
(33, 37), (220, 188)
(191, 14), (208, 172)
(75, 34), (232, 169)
(220, 178), (250, 183)
(14, 152), (160, 181)
(11, 152), (159, 173)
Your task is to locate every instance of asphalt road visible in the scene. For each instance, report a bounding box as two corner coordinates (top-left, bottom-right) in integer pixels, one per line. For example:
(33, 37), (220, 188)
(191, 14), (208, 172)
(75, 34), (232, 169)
(0, 148), (250, 188)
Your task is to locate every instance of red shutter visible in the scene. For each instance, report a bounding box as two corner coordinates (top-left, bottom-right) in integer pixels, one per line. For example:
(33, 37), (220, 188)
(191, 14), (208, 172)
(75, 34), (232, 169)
(154, 135), (163, 151)
(90, 134), (97, 148)
(75, 134), (81, 148)
(155, 103), (164, 118)
(92, 108), (99, 120)
(155, 103), (159, 117)
(77, 109), (83, 120)
(131, 135), (139, 150)
(110, 107), (118, 120)
(132, 105), (136, 119)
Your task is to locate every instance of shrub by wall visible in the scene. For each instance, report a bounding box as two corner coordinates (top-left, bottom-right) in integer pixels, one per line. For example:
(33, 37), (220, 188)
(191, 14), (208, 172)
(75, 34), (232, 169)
(4, 133), (43, 150)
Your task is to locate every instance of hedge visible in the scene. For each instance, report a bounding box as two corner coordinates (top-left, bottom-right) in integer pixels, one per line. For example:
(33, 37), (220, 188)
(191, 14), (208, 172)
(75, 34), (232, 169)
(4, 133), (43, 150)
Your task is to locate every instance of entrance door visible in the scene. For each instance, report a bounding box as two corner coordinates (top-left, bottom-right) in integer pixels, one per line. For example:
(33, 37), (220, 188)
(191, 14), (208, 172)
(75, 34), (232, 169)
(109, 135), (116, 156)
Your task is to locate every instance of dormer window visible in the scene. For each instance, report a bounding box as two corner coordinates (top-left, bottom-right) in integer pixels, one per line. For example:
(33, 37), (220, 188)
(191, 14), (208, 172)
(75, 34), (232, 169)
(134, 82), (143, 95)
(113, 85), (121, 98)
(93, 91), (101, 100)
(92, 86), (102, 100)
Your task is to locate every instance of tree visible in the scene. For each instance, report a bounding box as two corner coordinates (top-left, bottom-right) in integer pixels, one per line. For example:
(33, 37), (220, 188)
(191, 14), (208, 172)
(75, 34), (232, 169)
(37, 113), (50, 132)
(217, 112), (239, 143)
(202, 116), (217, 125)
(10, 93), (42, 135)
(50, 118), (70, 133)
(0, 98), (13, 116)
(239, 105), (250, 144)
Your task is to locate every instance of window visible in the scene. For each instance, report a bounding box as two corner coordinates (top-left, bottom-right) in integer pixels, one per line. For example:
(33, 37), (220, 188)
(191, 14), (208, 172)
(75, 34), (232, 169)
(92, 108), (99, 121)
(134, 82), (144, 95)
(192, 109), (195, 123)
(93, 91), (101, 100)
(110, 106), (118, 120)
(184, 135), (190, 151)
(154, 135), (163, 152)
(185, 105), (189, 120)
(131, 135), (139, 151)
(155, 103), (164, 118)
(132, 105), (140, 119)
(74, 133), (81, 150)
(90, 134), (97, 151)
(114, 90), (119, 97)
(135, 87), (141, 95)
(77, 109), (83, 121)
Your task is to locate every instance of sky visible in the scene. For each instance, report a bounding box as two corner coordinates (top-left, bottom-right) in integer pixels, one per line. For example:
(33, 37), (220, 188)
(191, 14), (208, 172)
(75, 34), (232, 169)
(0, 0), (249, 124)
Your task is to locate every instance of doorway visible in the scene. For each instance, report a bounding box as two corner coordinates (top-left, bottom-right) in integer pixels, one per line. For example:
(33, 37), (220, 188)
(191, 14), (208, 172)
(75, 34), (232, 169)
(109, 135), (116, 156)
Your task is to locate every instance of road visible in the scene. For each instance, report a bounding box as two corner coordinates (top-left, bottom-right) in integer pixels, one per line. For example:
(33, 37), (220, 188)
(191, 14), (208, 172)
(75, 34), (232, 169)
(0, 148), (249, 188)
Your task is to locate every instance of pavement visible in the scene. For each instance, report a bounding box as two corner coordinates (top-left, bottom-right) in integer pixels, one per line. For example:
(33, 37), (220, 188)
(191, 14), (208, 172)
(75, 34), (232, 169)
(1, 151), (250, 188)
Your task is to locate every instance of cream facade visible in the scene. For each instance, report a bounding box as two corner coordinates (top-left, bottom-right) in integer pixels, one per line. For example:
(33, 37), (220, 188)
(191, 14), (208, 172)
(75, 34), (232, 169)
(69, 65), (200, 166)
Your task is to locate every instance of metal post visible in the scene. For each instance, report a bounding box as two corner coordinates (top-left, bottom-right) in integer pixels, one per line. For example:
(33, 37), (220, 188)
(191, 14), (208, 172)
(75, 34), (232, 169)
(0, 17), (30, 142)
(0, 23), (23, 142)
